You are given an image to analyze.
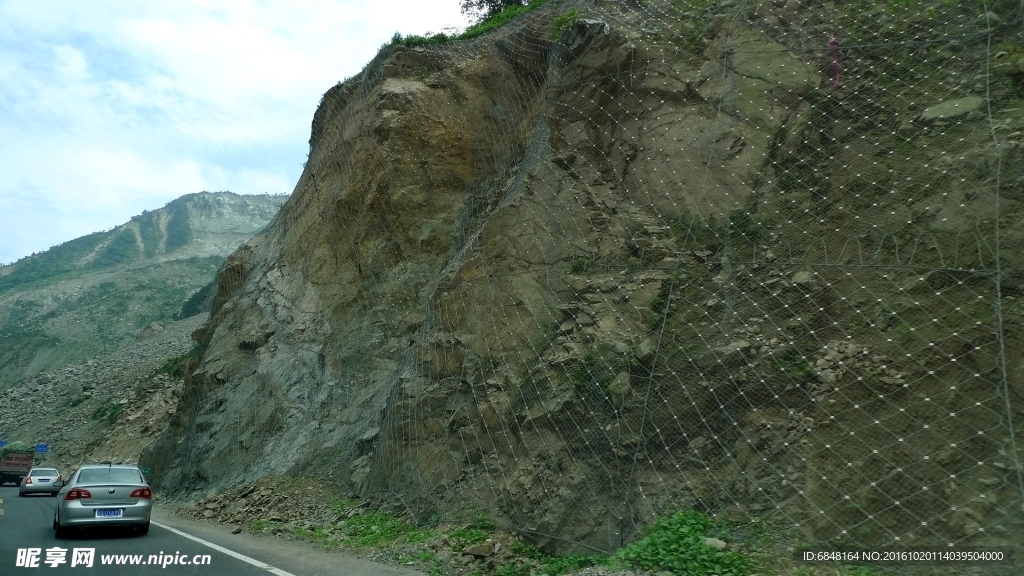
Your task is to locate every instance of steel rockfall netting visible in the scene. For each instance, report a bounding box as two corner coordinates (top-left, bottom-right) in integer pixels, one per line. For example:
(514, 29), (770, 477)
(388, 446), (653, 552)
(201, 0), (1024, 572)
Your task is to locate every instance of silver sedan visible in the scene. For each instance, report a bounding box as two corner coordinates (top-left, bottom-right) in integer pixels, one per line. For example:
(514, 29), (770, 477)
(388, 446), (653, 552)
(20, 467), (62, 496)
(53, 464), (152, 537)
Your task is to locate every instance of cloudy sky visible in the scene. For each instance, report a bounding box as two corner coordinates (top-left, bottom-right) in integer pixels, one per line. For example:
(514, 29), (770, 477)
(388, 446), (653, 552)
(0, 0), (471, 265)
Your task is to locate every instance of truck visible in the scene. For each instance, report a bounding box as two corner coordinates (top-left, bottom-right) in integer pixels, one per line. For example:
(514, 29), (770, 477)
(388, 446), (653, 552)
(0, 442), (35, 485)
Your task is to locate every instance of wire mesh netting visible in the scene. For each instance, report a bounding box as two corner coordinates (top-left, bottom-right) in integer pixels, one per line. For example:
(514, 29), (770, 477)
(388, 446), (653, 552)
(158, 0), (1024, 573)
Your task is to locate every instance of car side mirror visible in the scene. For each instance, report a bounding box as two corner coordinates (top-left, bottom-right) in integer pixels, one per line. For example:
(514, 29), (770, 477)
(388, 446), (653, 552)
(53, 481), (65, 488)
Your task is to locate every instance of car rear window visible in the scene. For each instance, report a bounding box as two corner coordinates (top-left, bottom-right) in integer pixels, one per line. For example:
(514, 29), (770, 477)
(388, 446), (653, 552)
(77, 468), (143, 484)
(31, 469), (59, 476)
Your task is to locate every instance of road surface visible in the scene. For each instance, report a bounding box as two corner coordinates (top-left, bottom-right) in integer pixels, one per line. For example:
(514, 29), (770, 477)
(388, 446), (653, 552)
(1, 485), (423, 575)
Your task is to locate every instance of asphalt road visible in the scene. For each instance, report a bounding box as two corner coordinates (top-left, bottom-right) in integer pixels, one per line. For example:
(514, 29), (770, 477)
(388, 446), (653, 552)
(0, 485), (424, 575)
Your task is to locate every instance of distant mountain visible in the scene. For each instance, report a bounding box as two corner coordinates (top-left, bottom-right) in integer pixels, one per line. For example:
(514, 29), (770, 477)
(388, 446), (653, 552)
(0, 192), (287, 388)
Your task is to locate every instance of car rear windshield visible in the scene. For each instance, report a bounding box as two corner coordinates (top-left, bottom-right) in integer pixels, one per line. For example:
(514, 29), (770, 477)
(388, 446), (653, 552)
(77, 469), (143, 484)
(30, 469), (59, 476)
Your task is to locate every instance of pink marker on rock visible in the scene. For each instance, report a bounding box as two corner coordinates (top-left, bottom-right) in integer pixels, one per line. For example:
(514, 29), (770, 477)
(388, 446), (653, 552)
(828, 36), (842, 88)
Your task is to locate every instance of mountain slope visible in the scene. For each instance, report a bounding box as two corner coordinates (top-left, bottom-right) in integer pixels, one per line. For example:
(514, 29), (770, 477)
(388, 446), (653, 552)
(0, 191), (287, 388)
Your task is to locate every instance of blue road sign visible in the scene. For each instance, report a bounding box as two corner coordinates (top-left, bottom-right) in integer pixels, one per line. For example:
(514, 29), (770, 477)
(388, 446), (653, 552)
(0, 440), (7, 448)
(35, 443), (48, 453)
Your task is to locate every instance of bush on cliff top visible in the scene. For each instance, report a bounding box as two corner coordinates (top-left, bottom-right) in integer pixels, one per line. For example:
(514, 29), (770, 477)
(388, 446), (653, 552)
(390, 0), (551, 47)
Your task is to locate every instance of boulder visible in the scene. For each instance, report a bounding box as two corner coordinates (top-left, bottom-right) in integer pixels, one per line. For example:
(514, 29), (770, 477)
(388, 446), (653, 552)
(918, 97), (984, 122)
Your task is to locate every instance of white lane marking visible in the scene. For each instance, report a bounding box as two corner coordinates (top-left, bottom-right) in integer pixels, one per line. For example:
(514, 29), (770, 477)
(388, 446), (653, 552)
(152, 521), (297, 576)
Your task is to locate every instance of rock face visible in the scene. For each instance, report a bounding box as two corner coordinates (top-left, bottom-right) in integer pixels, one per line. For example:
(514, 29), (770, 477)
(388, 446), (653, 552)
(144, 0), (1024, 557)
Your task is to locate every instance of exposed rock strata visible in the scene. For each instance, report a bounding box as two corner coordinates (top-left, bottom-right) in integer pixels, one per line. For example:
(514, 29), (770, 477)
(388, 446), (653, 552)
(143, 1), (1024, 555)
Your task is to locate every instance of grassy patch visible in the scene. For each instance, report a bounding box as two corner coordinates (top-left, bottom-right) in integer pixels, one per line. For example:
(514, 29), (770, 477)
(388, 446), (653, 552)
(460, 0), (550, 40)
(176, 278), (217, 319)
(391, 0), (551, 47)
(249, 519), (274, 532)
(91, 403), (122, 426)
(568, 256), (595, 274)
(449, 527), (489, 549)
(551, 7), (581, 39)
(506, 542), (601, 575)
(774, 348), (814, 381)
(614, 511), (751, 576)
(568, 345), (633, 404)
(319, 504), (434, 547)
(91, 228), (140, 268)
(473, 514), (495, 530)
(647, 268), (684, 329)
(150, 346), (202, 380)
(164, 202), (192, 251)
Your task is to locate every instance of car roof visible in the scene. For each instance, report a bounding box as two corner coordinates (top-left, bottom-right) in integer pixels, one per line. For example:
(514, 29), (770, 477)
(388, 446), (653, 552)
(76, 464), (140, 470)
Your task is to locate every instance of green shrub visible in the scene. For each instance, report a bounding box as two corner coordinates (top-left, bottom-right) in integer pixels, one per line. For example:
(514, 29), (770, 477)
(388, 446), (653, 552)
(91, 403), (122, 425)
(91, 228), (140, 268)
(508, 542), (601, 575)
(462, 0), (549, 39)
(552, 8), (581, 38)
(386, 0), (551, 49)
(449, 527), (489, 549)
(164, 203), (192, 251)
(615, 511), (751, 576)
(568, 257), (594, 274)
(473, 514), (495, 530)
(335, 510), (406, 546)
(176, 278), (217, 319)
(0, 232), (105, 293)
(152, 346), (202, 379)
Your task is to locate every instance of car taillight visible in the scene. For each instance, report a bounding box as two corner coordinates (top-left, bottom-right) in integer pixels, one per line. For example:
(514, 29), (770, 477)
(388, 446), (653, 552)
(25, 477), (32, 485)
(65, 488), (92, 500)
(129, 487), (152, 499)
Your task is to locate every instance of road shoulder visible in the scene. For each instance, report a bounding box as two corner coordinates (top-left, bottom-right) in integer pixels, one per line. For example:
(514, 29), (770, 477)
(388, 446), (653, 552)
(151, 507), (425, 576)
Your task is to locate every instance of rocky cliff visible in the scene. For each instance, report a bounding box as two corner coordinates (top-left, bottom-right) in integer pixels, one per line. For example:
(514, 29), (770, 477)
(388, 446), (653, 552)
(144, 0), (1024, 556)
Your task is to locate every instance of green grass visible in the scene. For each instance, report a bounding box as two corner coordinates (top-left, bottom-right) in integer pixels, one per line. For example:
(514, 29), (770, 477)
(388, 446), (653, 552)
(164, 202), (192, 251)
(614, 511), (751, 576)
(449, 527), (489, 549)
(292, 502), (438, 547)
(328, 497), (363, 511)
(568, 256), (595, 274)
(473, 514), (495, 530)
(248, 519), (275, 532)
(91, 228), (141, 268)
(567, 345), (632, 404)
(551, 8), (581, 38)
(841, 567), (888, 576)
(91, 403), (122, 425)
(176, 278), (217, 319)
(136, 211), (163, 257)
(0, 231), (107, 293)
(391, 0), (551, 47)
(151, 347), (201, 379)
(775, 349), (814, 380)
(506, 542), (601, 575)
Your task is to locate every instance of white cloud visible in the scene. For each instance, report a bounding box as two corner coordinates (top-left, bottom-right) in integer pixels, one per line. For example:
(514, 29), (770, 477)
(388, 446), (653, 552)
(53, 45), (89, 79)
(0, 0), (472, 265)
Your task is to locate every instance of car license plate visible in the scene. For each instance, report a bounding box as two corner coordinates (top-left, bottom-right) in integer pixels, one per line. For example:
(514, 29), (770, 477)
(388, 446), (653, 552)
(95, 509), (124, 519)
(38, 478), (50, 482)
